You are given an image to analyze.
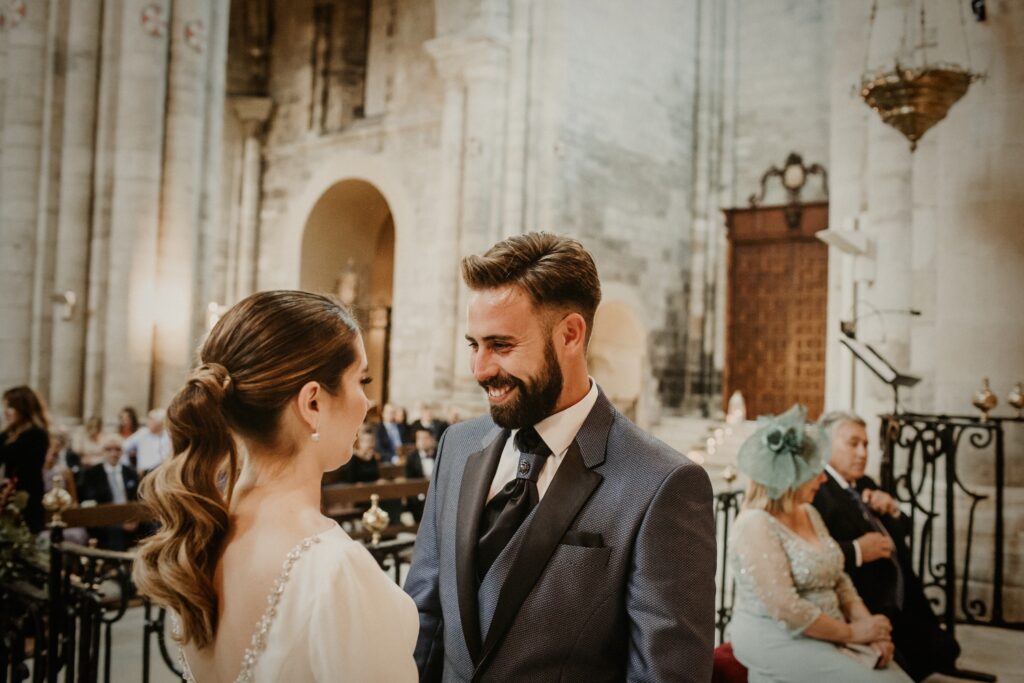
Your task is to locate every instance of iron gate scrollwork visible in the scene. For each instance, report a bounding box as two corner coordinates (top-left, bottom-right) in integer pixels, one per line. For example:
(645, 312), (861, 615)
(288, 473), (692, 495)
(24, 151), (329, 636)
(880, 413), (1023, 634)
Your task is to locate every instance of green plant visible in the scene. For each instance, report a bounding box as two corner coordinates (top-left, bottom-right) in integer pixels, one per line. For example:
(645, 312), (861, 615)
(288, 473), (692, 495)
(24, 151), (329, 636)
(0, 481), (40, 584)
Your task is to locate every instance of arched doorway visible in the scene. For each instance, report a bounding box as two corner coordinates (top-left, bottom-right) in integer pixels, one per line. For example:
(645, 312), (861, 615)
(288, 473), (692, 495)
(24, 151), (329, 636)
(588, 302), (647, 423)
(300, 179), (394, 408)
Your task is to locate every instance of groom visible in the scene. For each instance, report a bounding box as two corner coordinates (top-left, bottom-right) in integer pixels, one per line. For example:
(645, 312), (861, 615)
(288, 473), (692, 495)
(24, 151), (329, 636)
(404, 233), (715, 682)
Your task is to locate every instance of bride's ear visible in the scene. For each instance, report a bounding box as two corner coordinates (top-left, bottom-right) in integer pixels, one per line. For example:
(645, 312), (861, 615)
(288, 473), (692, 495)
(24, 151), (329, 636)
(296, 381), (321, 433)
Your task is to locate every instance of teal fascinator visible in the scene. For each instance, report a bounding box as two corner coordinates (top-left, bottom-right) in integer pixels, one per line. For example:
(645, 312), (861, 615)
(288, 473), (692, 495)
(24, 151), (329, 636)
(736, 404), (828, 500)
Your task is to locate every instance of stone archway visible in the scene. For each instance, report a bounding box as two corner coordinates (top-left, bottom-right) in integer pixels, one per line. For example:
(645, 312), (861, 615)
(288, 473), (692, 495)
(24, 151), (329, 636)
(300, 179), (394, 407)
(588, 301), (647, 423)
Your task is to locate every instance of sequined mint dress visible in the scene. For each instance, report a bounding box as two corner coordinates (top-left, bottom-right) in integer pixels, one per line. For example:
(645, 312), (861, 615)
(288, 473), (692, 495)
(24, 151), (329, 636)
(727, 505), (911, 683)
(180, 525), (418, 682)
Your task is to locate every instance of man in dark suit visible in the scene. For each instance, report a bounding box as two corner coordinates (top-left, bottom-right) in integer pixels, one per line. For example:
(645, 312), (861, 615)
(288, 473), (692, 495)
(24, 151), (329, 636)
(405, 233), (715, 682)
(410, 403), (449, 443)
(813, 411), (960, 681)
(78, 435), (140, 550)
(52, 427), (83, 478)
(406, 427), (438, 522)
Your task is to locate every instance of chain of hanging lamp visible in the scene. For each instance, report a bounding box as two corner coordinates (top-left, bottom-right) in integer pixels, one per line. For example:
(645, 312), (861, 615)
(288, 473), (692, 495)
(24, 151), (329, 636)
(859, 0), (983, 151)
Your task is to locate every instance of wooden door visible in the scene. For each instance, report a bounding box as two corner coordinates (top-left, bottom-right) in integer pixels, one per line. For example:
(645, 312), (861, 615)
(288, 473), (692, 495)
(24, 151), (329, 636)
(723, 202), (828, 420)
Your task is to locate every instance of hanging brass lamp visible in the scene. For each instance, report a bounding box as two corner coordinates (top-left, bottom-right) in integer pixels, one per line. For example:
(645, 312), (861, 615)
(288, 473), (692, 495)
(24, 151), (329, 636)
(861, 63), (979, 151)
(859, 0), (983, 151)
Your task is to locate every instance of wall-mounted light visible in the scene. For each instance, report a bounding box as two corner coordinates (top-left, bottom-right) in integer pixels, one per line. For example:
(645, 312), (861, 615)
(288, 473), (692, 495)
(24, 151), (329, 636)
(50, 291), (77, 321)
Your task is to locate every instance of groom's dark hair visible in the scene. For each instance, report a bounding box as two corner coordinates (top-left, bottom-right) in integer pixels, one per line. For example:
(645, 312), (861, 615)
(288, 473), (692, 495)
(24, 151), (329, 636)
(461, 232), (602, 343)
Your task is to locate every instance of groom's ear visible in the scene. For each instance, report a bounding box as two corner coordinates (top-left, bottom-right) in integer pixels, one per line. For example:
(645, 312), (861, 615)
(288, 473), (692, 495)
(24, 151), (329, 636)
(557, 312), (588, 355)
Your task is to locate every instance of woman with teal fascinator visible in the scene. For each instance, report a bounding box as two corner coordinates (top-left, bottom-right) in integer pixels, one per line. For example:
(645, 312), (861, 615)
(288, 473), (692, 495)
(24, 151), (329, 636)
(726, 405), (912, 683)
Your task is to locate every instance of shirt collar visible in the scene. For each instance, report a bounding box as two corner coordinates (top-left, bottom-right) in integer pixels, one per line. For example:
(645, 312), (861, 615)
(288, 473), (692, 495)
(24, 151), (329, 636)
(103, 462), (119, 475)
(825, 463), (852, 489)
(513, 378), (599, 457)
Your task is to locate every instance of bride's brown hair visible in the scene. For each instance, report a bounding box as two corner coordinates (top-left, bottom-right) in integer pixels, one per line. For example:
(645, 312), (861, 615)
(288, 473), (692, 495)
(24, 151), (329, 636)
(132, 290), (359, 648)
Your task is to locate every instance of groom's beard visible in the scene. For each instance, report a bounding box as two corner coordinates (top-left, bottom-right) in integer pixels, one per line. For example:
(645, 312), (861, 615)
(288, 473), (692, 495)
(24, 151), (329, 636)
(479, 341), (563, 430)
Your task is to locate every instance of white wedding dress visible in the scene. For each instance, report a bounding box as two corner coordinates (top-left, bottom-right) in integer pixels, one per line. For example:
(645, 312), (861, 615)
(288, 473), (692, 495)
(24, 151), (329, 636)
(179, 525), (418, 682)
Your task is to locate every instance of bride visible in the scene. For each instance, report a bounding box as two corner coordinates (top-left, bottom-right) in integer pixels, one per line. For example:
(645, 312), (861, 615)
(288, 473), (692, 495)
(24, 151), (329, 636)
(133, 291), (417, 682)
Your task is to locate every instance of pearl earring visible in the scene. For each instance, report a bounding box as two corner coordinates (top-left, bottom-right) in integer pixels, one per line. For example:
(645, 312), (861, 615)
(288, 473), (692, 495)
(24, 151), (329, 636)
(311, 427), (320, 442)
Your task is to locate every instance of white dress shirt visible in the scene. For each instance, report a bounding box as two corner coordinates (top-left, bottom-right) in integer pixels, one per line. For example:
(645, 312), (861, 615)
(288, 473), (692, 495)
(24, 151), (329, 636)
(487, 379), (599, 502)
(122, 428), (172, 472)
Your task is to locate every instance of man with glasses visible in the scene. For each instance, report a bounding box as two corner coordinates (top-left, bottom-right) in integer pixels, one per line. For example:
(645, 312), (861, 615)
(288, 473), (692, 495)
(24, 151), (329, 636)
(78, 435), (141, 550)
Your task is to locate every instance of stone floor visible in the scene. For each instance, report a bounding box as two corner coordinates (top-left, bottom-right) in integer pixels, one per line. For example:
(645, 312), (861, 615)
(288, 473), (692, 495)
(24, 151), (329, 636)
(925, 624), (1024, 683)
(97, 605), (1020, 682)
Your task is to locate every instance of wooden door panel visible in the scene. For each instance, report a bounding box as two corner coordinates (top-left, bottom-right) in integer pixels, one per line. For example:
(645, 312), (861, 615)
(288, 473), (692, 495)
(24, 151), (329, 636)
(724, 203), (828, 421)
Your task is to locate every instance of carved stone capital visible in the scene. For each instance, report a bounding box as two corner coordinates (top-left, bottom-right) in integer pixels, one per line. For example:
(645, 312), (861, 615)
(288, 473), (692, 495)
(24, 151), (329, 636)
(230, 96), (274, 136)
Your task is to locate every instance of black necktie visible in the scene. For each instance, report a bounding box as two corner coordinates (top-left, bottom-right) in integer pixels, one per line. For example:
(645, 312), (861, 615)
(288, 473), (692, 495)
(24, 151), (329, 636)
(846, 487), (905, 608)
(477, 427), (552, 581)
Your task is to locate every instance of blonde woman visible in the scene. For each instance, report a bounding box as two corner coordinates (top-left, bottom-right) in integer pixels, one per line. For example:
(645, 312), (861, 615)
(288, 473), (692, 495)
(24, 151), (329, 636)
(727, 405), (911, 683)
(133, 291), (417, 682)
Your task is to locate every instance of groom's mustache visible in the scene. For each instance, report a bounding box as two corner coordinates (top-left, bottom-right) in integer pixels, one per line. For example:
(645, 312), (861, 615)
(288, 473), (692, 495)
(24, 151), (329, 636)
(478, 373), (525, 393)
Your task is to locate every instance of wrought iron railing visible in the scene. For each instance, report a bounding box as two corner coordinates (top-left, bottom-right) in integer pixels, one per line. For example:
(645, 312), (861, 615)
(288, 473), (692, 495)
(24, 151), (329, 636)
(880, 413), (1023, 632)
(3, 486), (753, 677)
(713, 488), (744, 644)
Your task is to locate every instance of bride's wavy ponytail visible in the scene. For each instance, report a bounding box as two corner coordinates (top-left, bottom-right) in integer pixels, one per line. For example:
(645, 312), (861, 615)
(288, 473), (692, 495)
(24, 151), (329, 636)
(132, 291), (359, 648)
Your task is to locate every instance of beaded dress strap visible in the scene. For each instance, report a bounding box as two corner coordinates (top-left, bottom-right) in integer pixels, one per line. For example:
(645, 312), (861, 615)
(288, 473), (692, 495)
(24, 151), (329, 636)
(178, 529), (328, 682)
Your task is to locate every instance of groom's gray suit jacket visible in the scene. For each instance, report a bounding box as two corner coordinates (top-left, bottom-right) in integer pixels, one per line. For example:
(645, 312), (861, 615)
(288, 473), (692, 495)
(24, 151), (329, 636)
(404, 389), (716, 682)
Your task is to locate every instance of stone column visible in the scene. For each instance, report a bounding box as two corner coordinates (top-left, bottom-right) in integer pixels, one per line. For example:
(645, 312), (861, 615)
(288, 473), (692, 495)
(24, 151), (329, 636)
(0, 0), (50, 390)
(82, 0), (171, 420)
(193, 0), (230, 344)
(229, 96), (272, 301)
(425, 34), (508, 401)
(29, 0), (68, 398)
(152, 0), (215, 407)
(48, 0), (104, 420)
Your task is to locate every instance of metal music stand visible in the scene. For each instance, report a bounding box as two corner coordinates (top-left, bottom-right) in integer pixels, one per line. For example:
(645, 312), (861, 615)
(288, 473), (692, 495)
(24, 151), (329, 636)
(839, 328), (920, 414)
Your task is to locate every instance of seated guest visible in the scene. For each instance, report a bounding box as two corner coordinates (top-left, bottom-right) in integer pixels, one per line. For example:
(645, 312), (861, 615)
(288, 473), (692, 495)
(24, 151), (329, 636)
(42, 433), (88, 545)
(405, 427), (437, 522)
(75, 415), (106, 467)
(43, 432), (79, 502)
(347, 425), (403, 524)
(405, 428), (437, 480)
(122, 408), (172, 476)
(408, 402), (448, 442)
(374, 403), (406, 464)
(118, 406), (140, 439)
(394, 406), (415, 445)
(79, 435), (140, 550)
(729, 404), (910, 683)
(52, 426), (83, 477)
(0, 386), (50, 534)
(446, 405), (461, 426)
(814, 411), (960, 681)
(346, 425), (381, 484)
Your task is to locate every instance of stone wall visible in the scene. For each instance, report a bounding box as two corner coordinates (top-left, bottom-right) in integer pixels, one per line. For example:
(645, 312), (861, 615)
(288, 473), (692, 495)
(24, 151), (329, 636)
(254, 0), (707, 424)
(0, 0), (229, 422)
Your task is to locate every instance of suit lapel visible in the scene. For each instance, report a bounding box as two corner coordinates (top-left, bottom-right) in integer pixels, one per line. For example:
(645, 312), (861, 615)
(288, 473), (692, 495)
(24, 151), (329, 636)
(475, 393), (614, 673)
(823, 473), (873, 536)
(456, 427), (508, 664)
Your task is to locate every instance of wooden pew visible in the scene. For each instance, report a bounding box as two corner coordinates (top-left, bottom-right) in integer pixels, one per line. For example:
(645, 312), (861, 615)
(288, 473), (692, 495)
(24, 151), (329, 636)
(49, 478), (431, 540)
(321, 478), (429, 544)
(57, 502), (153, 528)
(321, 478), (429, 509)
(379, 462), (405, 480)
